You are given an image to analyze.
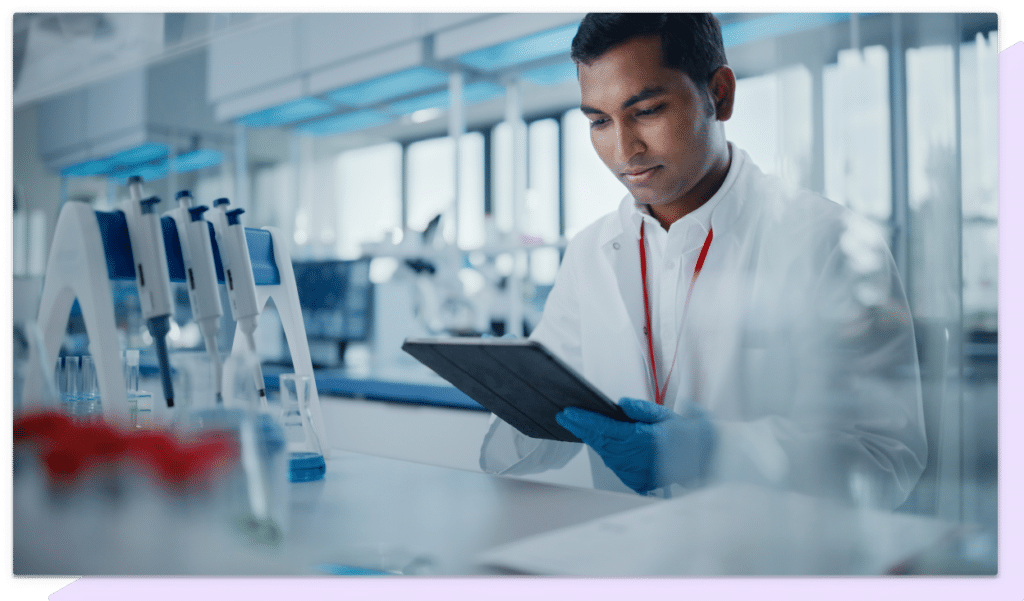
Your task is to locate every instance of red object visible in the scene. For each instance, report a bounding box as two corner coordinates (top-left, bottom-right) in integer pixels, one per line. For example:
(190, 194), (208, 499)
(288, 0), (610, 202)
(14, 412), (73, 444)
(638, 221), (713, 405)
(15, 411), (239, 489)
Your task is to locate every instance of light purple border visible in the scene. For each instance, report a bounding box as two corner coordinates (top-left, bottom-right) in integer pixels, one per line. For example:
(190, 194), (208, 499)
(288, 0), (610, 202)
(23, 18), (1024, 601)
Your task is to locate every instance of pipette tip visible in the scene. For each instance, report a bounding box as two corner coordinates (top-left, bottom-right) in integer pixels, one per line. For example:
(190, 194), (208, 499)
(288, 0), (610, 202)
(166, 397), (174, 408)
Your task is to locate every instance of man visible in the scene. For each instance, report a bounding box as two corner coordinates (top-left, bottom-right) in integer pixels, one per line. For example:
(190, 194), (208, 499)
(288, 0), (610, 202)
(480, 13), (926, 508)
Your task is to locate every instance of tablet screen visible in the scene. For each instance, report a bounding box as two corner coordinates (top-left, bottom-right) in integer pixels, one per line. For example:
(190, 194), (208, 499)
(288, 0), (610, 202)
(402, 338), (634, 442)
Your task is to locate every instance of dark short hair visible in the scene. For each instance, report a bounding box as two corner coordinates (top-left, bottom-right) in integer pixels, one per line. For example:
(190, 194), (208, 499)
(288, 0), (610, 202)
(571, 13), (728, 86)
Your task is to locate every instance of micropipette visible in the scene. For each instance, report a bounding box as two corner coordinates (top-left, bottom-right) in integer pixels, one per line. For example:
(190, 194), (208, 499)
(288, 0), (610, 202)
(167, 191), (225, 403)
(121, 177), (175, 407)
(209, 199), (266, 400)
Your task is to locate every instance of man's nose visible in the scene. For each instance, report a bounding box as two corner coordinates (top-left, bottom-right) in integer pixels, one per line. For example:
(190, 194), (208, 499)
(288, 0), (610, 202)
(614, 123), (645, 164)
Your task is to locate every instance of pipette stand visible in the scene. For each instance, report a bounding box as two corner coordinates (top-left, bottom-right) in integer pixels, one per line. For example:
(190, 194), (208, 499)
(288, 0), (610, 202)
(225, 226), (331, 458)
(31, 203), (329, 454)
(30, 201), (128, 421)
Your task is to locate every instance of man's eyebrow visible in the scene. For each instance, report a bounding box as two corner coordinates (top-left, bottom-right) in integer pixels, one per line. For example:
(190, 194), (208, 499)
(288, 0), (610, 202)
(579, 86), (668, 115)
(621, 86), (666, 110)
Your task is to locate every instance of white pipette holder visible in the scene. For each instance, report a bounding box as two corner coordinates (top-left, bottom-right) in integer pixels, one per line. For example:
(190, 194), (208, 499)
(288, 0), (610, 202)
(224, 225), (331, 458)
(29, 200), (329, 455)
(28, 201), (126, 419)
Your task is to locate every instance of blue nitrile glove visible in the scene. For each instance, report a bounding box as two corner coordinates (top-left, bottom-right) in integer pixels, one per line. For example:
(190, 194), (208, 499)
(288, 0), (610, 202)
(556, 398), (717, 494)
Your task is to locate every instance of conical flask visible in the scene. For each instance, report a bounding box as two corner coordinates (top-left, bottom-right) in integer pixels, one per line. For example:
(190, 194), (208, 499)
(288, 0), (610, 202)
(279, 373), (325, 482)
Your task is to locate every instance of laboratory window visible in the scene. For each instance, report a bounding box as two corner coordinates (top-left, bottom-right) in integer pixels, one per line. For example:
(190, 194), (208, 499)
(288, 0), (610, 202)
(905, 42), (963, 324)
(490, 121), (514, 233)
(526, 118), (562, 286)
(405, 132), (485, 250)
(334, 142), (403, 259)
(727, 64), (813, 193)
(823, 45), (892, 221)
(560, 108), (626, 240)
(958, 31), (998, 332)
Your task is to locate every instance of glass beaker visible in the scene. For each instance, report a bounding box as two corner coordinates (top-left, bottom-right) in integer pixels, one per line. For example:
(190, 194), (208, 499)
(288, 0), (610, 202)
(56, 355), (79, 405)
(279, 373), (325, 482)
(58, 356), (104, 423)
(171, 350), (220, 417)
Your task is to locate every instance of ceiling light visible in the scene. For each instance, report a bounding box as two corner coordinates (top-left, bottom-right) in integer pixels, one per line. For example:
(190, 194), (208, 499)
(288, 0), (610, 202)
(522, 60), (577, 86)
(389, 81), (504, 115)
(171, 149), (223, 173)
(61, 158), (112, 178)
(108, 142), (169, 166)
(410, 108), (444, 123)
(458, 22), (579, 71)
(328, 66), (450, 107)
(237, 97), (335, 128)
(721, 13), (849, 47)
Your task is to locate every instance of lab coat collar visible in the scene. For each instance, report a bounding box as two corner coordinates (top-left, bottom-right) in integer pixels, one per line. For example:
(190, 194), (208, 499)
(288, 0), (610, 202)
(609, 142), (748, 248)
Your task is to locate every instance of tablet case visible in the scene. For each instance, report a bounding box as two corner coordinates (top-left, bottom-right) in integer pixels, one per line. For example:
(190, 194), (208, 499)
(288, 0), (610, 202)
(402, 337), (635, 442)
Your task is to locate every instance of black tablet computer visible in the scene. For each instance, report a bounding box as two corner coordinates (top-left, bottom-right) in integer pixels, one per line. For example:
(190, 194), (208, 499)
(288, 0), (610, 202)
(402, 337), (635, 442)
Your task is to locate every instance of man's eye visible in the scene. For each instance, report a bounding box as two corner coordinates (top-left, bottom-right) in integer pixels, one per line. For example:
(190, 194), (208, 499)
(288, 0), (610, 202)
(636, 104), (665, 117)
(589, 118), (608, 128)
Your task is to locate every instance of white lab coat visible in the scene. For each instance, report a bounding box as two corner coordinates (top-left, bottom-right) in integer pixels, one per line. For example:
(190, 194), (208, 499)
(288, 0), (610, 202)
(480, 145), (927, 508)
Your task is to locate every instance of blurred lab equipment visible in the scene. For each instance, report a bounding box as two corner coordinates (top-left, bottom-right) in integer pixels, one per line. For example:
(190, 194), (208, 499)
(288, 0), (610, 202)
(30, 181), (327, 441)
(122, 349), (153, 429)
(31, 198), (129, 420)
(209, 197), (265, 400)
(123, 177), (176, 407)
(279, 373), (326, 482)
(66, 355), (103, 422)
(220, 347), (290, 543)
(171, 349), (220, 416)
(165, 190), (224, 402)
(13, 410), (257, 574)
(362, 213), (564, 356)
(292, 258), (373, 367)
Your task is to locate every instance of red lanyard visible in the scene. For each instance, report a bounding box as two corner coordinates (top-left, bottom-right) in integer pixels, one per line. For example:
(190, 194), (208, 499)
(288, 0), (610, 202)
(639, 220), (713, 405)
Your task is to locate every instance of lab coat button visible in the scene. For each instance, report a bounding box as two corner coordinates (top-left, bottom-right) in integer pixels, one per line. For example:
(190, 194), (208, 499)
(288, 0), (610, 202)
(612, 242), (621, 250)
(666, 260), (676, 269)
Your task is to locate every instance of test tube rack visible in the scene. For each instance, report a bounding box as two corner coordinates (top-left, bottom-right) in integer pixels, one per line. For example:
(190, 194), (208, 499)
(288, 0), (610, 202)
(28, 199), (330, 455)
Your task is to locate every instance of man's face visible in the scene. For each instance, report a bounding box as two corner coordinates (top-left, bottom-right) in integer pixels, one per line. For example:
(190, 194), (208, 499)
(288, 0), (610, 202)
(578, 36), (726, 217)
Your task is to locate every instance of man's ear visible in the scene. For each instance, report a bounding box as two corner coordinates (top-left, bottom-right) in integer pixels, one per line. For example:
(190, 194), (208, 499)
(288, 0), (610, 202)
(709, 66), (736, 122)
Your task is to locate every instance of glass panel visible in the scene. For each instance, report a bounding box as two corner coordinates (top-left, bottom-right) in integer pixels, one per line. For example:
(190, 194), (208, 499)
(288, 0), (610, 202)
(561, 108), (626, 239)
(458, 132), (486, 250)
(824, 45), (892, 220)
(491, 121), (514, 233)
(406, 133), (485, 250)
(406, 136), (455, 239)
(335, 142), (402, 259)
(906, 44), (959, 322)
(526, 118), (560, 243)
(728, 65), (812, 190)
(959, 31), (998, 332)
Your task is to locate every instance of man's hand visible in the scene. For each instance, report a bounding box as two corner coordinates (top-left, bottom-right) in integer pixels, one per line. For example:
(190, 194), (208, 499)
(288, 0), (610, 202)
(556, 398), (717, 494)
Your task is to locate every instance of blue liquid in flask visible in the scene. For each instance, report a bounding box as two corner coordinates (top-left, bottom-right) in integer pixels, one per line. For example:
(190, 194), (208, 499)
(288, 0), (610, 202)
(289, 451), (326, 482)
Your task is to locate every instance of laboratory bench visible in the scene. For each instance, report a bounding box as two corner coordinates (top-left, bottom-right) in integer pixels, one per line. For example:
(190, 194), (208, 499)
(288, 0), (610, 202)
(14, 446), (655, 576)
(15, 444), (978, 576)
(29, 362), (982, 576)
